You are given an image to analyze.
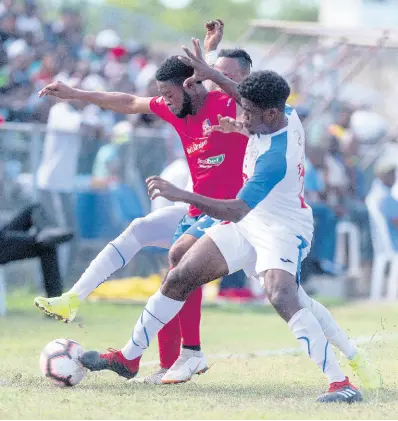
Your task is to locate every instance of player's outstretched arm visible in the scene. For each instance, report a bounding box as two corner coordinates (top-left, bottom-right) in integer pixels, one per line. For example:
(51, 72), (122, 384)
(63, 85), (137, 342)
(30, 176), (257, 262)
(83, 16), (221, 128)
(147, 176), (251, 223)
(178, 39), (240, 103)
(38, 81), (153, 115)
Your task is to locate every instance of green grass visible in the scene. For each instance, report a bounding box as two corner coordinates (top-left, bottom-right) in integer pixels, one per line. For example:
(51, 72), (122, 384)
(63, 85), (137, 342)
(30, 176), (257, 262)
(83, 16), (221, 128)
(1, 292), (398, 419)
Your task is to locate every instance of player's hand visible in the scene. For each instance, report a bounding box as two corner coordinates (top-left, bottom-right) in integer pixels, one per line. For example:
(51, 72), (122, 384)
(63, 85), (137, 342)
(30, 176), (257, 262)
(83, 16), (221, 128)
(210, 114), (245, 134)
(204, 19), (224, 52)
(178, 38), (214, 87)
(38, 81), (77, 99)
(146, 176), (187, 202)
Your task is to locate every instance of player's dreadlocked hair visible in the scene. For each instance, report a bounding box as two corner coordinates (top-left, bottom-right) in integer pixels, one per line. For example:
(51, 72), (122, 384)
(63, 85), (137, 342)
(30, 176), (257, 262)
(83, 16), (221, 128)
(218, 48), (252, 73)
(155, 56), (194, 86)
(237, 71), (290, 112)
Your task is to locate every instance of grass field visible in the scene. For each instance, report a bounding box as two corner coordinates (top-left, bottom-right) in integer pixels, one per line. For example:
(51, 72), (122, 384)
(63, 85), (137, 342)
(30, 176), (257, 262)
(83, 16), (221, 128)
(1, 291), (398, 420)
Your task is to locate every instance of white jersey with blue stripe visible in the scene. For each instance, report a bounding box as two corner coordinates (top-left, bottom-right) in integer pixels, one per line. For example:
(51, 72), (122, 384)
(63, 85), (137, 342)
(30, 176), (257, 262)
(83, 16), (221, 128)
(236, 105), (313, 244)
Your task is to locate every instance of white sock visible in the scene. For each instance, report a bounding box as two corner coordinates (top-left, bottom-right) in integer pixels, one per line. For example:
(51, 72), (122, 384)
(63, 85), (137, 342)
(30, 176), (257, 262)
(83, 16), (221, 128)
(289, 308), (346, 384)
(297, 286), (357, 359)
(70, 223), (142, 300)
(122, 290), (185, 360)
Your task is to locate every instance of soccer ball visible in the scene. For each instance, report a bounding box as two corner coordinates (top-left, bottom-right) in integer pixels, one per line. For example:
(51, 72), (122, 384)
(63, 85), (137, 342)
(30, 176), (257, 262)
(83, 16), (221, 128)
(40, 339), (86, 387)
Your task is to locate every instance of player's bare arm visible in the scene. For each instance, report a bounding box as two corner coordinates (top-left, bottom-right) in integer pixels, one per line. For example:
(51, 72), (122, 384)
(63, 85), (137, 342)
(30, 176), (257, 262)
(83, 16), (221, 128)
(204, 19), (224, 54)
(178, 39), (240, 103)
(147, 176), (250, 223)
(38, 81), (153, 115)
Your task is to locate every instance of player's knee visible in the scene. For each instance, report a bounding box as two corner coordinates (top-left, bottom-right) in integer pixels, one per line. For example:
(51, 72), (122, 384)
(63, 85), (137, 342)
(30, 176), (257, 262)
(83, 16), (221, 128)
(264, 270), (300, 318)
(169, 239), (191, 267)
(162, 266), (195, 301)
(124, 217), (145, 243)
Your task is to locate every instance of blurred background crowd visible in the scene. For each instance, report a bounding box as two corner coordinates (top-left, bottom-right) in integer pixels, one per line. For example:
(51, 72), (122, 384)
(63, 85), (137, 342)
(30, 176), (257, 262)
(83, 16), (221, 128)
(1, 0), (398, 310)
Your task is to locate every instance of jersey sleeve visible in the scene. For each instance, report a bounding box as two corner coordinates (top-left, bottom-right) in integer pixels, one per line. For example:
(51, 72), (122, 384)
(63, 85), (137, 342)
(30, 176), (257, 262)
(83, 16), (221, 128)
(149, 96), (176, 124)
(237, 131), (288, 209)
(380, 196), (398, 221)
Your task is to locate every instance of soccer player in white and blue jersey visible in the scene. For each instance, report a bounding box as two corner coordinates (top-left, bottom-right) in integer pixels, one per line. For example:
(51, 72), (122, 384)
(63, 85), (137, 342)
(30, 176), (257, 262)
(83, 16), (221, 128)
(79, 57), (380, 401)
(143, 70), (362, 402)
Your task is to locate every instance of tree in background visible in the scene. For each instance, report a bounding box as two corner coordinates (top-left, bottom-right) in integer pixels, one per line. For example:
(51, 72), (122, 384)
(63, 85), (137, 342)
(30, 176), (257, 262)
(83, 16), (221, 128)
(39, 0), (319, 42)
(106, 0), (258, 40)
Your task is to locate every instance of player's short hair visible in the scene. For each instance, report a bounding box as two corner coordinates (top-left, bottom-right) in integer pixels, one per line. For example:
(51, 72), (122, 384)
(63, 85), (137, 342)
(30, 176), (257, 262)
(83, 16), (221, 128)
(238, 71), (290, 111)
(218, 48), (252, 73)
(155, 56), (194, 86)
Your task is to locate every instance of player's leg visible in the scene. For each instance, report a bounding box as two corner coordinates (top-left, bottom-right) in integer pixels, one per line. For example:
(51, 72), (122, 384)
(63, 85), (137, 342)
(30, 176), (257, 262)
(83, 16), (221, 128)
(79, 233), (230, 379)
(71, 205), (188, 299)
(297, 285), (382, 389)
(161, 216), (220, 383)
(259, 235), (362, 403)
(34, 205), (187, 322)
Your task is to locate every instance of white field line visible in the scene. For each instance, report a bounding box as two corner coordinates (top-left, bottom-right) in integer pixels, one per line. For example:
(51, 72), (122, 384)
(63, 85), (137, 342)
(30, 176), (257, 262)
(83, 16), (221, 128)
(141, 333), (398, 367)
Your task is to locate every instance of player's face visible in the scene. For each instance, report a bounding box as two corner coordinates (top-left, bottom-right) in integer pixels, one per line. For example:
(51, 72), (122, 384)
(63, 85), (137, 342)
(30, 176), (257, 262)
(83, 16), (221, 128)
(241, 98), (278, 135)
(157, 81), (193, 118)
(215, 57), (247, 85)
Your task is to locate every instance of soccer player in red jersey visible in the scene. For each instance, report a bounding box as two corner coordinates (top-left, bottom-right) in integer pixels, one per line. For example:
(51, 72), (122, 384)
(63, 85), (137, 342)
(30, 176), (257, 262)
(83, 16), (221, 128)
(35, 32), (252, 383)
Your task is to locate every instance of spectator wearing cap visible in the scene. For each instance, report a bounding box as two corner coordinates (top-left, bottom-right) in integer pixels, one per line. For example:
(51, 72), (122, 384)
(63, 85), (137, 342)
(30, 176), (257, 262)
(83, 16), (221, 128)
(366, 158), (398, 252)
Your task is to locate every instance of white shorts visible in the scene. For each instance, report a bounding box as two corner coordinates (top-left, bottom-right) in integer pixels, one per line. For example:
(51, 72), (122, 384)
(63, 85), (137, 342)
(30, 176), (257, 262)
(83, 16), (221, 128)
(206, 222), (310, 283)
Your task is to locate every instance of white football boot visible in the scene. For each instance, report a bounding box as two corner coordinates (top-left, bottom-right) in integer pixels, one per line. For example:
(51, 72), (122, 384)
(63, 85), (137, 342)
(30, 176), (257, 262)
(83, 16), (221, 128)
(129, 367), (168, 385)
(161, 348), (208, 384)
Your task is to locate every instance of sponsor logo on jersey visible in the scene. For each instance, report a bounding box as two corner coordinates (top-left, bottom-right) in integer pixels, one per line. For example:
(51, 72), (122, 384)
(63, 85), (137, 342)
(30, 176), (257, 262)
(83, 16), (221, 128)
(298, 162), (305, 180)
(197, 154), (225, 168)
(186, 139), (208, 155)
(294, 130), (302, 145)
(251, 147), (259, 162)
(202, 118), (212, 136)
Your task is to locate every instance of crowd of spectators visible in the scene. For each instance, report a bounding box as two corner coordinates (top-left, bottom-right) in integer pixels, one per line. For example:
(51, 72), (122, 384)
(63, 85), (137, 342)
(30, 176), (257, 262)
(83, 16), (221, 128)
(0, 0), (397, 300)
(0, 0), (167, 125)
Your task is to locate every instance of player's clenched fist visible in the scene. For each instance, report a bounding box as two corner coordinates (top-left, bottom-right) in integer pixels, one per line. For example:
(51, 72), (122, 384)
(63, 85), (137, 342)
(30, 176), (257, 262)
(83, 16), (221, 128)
(204, 19), (224, 52)
(38, 81), (76, 100)
(146, 176), (187, 202)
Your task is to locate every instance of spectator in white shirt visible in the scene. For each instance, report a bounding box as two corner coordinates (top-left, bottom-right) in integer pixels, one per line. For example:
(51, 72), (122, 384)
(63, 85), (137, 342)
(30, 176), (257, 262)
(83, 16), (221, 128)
(366, 158), (398, 252)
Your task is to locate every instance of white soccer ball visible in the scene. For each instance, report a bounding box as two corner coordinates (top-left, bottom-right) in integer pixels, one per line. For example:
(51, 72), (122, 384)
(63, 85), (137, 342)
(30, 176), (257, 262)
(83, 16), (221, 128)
(39, 339), (86, 387)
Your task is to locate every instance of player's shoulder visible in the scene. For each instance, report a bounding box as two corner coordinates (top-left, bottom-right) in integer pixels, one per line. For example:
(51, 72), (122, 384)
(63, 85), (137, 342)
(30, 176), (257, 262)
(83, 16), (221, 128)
(207, 90), (235, 107)
(150, 95), (176, 121)
(151, 95), (165, 107)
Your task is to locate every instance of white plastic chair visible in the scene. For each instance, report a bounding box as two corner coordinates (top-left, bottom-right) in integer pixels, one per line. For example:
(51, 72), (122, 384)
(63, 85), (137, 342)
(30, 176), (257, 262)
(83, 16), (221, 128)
(0, 266), (6, 316)
(366, 197), (398, 300)
(335, 221), (361, 278)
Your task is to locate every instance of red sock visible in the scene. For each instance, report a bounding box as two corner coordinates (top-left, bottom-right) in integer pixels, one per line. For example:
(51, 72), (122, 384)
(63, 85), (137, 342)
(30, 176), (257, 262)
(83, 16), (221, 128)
(158, 315), (181, 369)
(179, 287), (202, 347)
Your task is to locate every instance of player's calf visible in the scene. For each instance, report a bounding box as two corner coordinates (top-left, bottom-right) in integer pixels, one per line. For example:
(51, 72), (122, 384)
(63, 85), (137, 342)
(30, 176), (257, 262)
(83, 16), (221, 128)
(262, 269), (363, 403)
(168, 235), (197, 268)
